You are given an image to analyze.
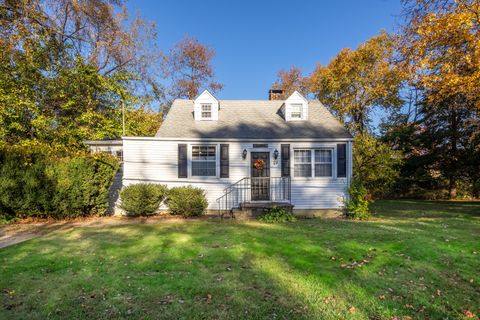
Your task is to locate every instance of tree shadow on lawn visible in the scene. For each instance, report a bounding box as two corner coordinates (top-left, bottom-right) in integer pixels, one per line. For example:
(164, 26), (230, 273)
(0, 217), (479, 319)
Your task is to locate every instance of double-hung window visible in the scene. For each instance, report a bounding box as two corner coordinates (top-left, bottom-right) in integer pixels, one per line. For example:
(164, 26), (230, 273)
(290, 104), (302, 119)
(314, 149), (332, 177)
(294, 148), (333, 177)
(192, 146), (216, 176)
(201, 104), (212, 119)
(294, 149), (311, 177)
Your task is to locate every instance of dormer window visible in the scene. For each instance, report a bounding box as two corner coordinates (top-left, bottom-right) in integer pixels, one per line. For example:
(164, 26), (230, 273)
(291, 104), (302, 119)
(194, 90), (219, 121)
(284, 91), (308, 121)
(201, 104), (212, 118)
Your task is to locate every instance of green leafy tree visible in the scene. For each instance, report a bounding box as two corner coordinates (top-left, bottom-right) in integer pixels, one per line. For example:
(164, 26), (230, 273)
(353, 133), (404, 198)
(0, 0), (163, 148)
(393, 0), (480, 198)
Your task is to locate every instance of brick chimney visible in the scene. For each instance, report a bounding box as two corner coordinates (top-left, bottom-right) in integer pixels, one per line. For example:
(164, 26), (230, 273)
(268, 88), (285, 100)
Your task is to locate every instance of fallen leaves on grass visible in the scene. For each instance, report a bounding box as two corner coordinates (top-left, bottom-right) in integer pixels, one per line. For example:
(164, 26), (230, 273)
(193, 293), (213, 304)
(463, 310), (476, 318)
(156, 295), (175, 305)
(2, 289), (16, 298)
(340, 258), (372, 269)
(322, 296), (336, 304)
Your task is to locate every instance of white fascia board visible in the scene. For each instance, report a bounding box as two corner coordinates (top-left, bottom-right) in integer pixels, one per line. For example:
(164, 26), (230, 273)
(194, 89), (218, 103)
(122, 136), (354, 142)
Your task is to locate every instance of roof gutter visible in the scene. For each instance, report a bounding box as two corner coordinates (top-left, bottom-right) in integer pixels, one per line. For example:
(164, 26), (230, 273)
(122, 136), (354, 142)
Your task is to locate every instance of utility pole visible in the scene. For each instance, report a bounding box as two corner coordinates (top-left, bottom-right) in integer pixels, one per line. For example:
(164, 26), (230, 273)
(122, 98), (126, 136)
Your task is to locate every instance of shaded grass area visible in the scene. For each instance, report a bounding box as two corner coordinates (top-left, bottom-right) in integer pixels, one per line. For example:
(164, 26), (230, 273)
(1, 200), (479, 319)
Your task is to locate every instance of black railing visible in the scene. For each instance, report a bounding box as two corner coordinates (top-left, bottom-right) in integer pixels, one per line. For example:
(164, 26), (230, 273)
(216, 177), (291, 215)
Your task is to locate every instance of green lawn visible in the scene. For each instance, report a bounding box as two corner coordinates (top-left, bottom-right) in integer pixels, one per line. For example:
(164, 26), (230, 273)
(1, 200), (479, 319)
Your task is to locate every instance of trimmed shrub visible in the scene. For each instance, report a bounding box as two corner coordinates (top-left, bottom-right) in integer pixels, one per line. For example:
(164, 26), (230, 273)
(0, 147), (119, 219)
(166, 186), (208, 217)
(344, 179), (371, 220)
(120, 183), (168, 216)
(258, 206), (297, 223)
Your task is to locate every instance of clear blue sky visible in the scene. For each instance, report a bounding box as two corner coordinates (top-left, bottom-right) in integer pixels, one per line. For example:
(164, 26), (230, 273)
(127, 0), (403, 100)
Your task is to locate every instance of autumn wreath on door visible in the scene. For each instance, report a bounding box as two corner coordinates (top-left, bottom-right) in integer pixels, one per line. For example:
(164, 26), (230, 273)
(254, 159), (265, 170)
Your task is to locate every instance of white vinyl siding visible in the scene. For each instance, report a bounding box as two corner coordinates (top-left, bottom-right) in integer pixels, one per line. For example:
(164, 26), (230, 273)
(192, 145), (216, 176)
(284, 91), (308, 121)
(194, 90), (219, 120)
(123, 139), (351, 209)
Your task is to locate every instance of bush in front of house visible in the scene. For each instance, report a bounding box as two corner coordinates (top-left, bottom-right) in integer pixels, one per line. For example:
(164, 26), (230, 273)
(166, 186), (208, 217)
(120, 183), (168, 216)
(0, 146), (119, 219)
(258, 206), (297, 223)
(344, 178), (371, 220)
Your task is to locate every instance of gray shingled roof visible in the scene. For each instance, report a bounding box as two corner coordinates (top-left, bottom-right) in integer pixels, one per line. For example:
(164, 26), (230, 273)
(155, 99), (352, 139)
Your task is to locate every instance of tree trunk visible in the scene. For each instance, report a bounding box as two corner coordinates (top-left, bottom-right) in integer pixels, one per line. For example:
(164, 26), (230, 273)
(448, 176), (457, 199)
(448, 106), (458, 199)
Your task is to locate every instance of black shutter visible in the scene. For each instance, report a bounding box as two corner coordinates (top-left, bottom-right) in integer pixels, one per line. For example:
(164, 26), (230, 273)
(337, 143), (347, 178)
(178, 144), (187, 178)
(220, 144), (229, 178)
(281, 144), (290, 177)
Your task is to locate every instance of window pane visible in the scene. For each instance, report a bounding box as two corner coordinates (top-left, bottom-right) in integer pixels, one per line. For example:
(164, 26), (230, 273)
(192, 161), (216, 176)
(294, 150), (312, 177)
(291, 104), (302, 112)
(192, 146), (216, 176)
(291, 104), (302, 118)
(315, 164), (332, 177)
(192, 146), (216, 160)
(315, 149), (332, 163)
(294, 164), (312, 177)
(294, 150), (311, 163)
(192, 146), (199, 160)
(202, 104), (211, 111)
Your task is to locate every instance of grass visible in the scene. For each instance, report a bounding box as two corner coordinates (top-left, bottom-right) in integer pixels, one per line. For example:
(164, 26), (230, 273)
(1, 200), (479, 320)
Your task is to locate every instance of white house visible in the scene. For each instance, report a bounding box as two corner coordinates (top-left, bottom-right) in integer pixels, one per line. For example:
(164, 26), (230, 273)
(122, 90), (353, 215)
(84, 139), (123, 161)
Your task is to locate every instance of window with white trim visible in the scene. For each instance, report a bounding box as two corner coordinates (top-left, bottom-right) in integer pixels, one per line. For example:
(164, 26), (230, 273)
(192, 145), (216, 176)
(294, 149), (311, 177)
(294, 148), (333, 177)
(201, 104), (212, 119)
(314, 149), (332, 177)
(290, 104), (302, 119)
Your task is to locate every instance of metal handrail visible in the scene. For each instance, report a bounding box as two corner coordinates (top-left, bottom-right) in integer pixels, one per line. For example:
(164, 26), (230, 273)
(216, 177), (291, 217)
(222, 177), (249, 193)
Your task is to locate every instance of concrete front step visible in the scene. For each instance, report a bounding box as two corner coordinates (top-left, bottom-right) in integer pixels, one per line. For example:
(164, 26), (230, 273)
(240, 201), (293, 210)
(227, 202), (294, 220)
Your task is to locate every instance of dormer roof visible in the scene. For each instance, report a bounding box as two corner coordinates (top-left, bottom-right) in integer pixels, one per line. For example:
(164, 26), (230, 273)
(193, 90), (219, 121)
(283, 91), (309, 121)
